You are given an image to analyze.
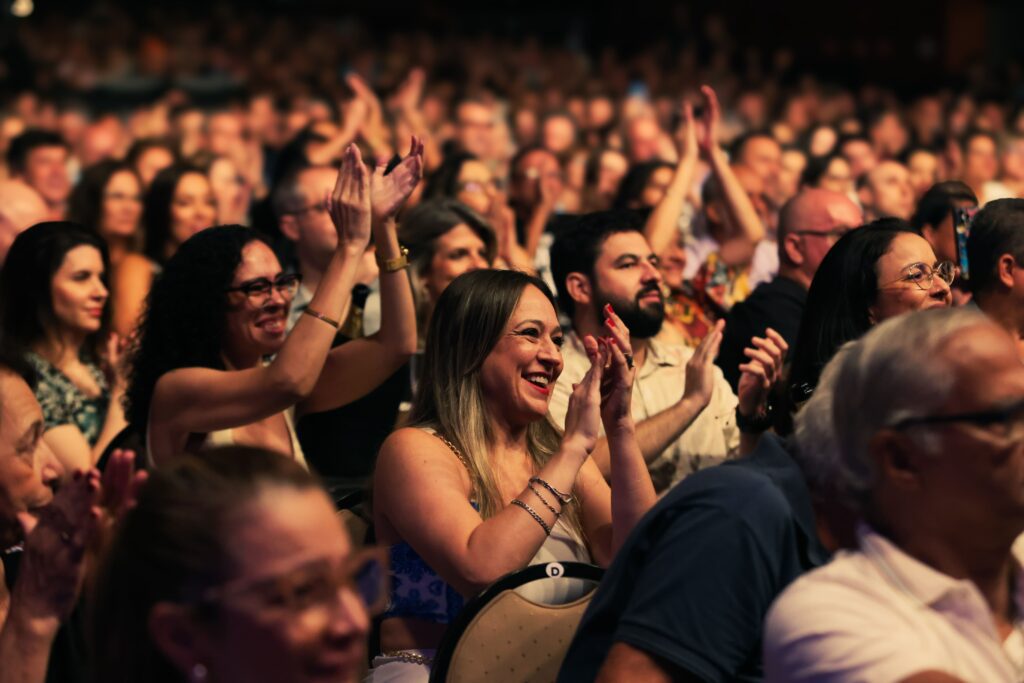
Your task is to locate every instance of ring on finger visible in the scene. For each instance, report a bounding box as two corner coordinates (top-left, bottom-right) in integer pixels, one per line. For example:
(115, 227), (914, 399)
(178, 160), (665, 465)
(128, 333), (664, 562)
(624, 353), (634, 369)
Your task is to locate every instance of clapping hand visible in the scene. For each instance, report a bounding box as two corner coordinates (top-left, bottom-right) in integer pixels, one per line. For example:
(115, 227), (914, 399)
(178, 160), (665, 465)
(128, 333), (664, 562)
(593, 304), (636, 432)
(326, 144), (373, 252)
(682, 319), (725, 409)
(737, 328), (787, 423)
(370, 135), (424, 222)
(562, 341), (604, 460)
(697, 85), (722, 157)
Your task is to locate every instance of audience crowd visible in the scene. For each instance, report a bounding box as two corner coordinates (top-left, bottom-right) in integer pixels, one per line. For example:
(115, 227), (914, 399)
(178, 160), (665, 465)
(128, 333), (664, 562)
(4, 6), (1024, 682)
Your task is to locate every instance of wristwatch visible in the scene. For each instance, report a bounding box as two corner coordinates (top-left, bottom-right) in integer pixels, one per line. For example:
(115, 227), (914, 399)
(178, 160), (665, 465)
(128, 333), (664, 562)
(377, 245), (410, 273)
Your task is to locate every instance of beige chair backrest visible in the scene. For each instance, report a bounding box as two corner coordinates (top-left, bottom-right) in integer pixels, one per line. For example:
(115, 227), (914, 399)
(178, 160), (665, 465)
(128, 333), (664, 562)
(444, 588), (595, 683)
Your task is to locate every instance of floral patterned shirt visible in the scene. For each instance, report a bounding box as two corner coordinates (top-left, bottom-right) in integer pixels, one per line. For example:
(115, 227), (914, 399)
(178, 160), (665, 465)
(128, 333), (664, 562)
(26, 352), (109, 446)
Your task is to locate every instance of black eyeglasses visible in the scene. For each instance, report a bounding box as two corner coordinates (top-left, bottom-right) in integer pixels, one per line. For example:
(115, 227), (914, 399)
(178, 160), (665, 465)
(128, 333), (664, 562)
(890, 397), (1024, 444)
(791, 228), (850, 240)
(226, 273), (303, 306)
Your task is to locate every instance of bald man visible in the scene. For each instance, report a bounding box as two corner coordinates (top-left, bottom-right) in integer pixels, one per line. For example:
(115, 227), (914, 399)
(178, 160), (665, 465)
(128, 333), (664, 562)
(716, 189), (863, 390)
(0, 180), (48, 264)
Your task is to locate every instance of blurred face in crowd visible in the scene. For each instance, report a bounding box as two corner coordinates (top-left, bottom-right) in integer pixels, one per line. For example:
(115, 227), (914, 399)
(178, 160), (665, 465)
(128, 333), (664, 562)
(0, 180), (48, 264)
(135, 145), (175, 189)
(587, 96), (615, 131)
(101, 169), (143, 240)
(626, 116), (661, 163)
(737, 135), (782, 188)
(209, 157), (248, 224)
(869, 232), (952, 323)
(590, 231), (664, 339)
(1003, 137), (1024, 182)
(906, 150), (939, 200)
(542, 115), (576, 155)
(170, 171), (218, 248)
(479, 285), (564, 426)
(162, 486), (372, 683)
(455, 159), (497, 216)
(513, 108), (538, 146)
(817, 156), (854, 196)
(22, 144), (71, 210)
(456, 102), (495, 159)
(870, 111), (909, 157)
(809, 126), (839, 157)
(783, 190), (862, 283)
(841, 138), (878, 178)
(0, 370), (60, 549)
(511, 149), (563, 208)
(208, 112), (246, 157)
(919, 196), (977, 265)
(596, 149), (628, 201)
(860, 161), (914, 220)
(658, 233), (688, 291)
(777, 148), (807, 204)
(963, 134), (999, 184)
(640, 166), (674, 208)
(284, 167), (338, 270)
(422, 224), (491, 303)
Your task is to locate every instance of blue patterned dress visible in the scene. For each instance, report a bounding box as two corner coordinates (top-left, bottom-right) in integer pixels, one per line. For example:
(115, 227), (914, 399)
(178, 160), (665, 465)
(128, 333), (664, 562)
(26, 352), (110, 446)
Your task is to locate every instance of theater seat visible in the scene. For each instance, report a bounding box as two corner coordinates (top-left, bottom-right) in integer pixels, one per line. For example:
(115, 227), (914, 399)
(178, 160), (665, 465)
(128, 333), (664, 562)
(429, 562), (603, 683)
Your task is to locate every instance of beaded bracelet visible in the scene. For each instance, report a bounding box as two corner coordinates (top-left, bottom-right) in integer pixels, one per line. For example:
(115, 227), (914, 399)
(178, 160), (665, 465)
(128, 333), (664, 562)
(530, 477), (574, 506)
(511, 498), (552, 535)
(527, 482), (561, 518)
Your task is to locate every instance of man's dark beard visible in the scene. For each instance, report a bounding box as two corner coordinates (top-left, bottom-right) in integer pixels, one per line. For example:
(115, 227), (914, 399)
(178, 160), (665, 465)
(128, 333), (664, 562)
(598, 286), (665, 339)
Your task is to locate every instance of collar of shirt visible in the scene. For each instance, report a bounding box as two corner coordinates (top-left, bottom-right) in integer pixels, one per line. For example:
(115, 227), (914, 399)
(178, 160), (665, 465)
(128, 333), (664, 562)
(858, 523), (1024, 620)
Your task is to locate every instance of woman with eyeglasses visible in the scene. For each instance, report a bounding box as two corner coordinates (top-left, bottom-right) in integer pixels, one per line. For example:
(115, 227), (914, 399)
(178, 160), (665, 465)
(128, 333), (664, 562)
(125, 143), (420, 466)
(92, 445), (387, 683)
(0, 221), (128, 473)
(775, 218), (955, 434)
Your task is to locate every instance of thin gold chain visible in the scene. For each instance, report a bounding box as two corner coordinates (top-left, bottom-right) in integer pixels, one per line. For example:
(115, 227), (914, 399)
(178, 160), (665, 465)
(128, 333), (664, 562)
(430, 431), (471, 472)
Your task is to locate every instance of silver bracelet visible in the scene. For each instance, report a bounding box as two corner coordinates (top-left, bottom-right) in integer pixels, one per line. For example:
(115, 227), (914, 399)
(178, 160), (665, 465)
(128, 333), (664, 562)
(530, 477), (574, 505)
(527, 482), (561, 517)
(511, 498), (552, 535)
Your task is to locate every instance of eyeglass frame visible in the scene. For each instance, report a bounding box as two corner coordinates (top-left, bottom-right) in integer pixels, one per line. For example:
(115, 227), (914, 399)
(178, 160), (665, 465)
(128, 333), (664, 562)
(194, 547), (390, 618)
(878, 260), (957, 291)
(790, 228), (852, 241)
(889, 397), (1024, 443)
(225, 273), (303, 306)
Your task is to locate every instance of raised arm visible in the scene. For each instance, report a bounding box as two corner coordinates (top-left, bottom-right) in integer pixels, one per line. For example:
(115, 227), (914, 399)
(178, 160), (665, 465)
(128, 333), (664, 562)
(149, 146), (371, 443)
(645, 103), (698, 256)
(699, 86), (766, 266)
(300, 137), (423, 414)
(374, 351), (606, 595)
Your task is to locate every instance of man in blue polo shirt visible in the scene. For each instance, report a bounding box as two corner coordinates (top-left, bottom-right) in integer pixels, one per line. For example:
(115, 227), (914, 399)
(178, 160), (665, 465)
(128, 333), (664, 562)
(558, 363), (852, 682)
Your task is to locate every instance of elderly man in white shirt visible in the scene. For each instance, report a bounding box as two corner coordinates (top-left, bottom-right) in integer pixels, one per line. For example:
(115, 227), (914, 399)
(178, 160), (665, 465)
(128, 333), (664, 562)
(764, 306), (1024, 683)
(548, 210), (778, 492)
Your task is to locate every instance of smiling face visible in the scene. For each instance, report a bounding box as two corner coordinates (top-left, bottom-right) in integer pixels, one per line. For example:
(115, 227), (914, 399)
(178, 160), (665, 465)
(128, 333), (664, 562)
(101, 169), (143, 240)
(423, 224), (491, 303)
(196, 486), (370, 683)
(223, 241), (290, 364)
(478, 285), (564, 428)
(169, 171), (218, 248)
(51, 245), (108, 335)
(869, 232), (953, 323)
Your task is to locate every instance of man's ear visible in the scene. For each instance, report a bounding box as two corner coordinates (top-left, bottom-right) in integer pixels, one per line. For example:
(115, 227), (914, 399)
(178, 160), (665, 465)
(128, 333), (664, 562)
(997, 253), (1016, 290)
(278, 214), (299, 242)
(148, 602), (211, 678)
(869, 429), (923, 494)
(565, 272), (592, 308)
(783, 233), (804, 266)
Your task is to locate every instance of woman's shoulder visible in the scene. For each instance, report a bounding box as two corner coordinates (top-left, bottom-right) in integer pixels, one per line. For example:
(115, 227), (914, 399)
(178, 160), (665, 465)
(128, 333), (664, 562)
(378, 426), (470, 473)
(113, 253), (157, 281)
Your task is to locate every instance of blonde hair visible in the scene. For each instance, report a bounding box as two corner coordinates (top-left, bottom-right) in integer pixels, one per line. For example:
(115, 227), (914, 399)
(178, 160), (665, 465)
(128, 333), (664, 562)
(407, 269), (586, 544)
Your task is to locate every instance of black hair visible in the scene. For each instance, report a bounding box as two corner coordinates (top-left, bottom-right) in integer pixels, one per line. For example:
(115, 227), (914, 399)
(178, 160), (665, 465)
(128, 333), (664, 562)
(125, 137), (179, 174)
(911, 181), (977, 232)
(612, 161), (673, 210)
(125, 226), (268, 429)
(549, 209), (647, 317)
(729, 129), (778, 161)
(0, 221), (111, 367)
(422, 150), (478, 201)
(142, 163), (213, 265)
(960, 127), (998, 153)
(966, 198), (1024, 296)
(6, 129), (67, 175)
(778, 218), (917, 433)
(800, 153), (847, 188)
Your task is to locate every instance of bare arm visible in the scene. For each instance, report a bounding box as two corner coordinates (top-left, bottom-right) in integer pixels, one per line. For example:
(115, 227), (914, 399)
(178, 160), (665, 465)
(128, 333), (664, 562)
(300, 138), (424, 414)
(596, 643), (701, 683)
(699, 86), (765, 267)
(645, 103), (698, 256)
(110, 254), (153, 338)
(149, 147), (371, 451)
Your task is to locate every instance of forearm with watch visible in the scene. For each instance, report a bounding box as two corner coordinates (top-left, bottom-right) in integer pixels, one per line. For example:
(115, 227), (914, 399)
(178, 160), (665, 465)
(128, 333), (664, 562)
(371, 216), (417, 354)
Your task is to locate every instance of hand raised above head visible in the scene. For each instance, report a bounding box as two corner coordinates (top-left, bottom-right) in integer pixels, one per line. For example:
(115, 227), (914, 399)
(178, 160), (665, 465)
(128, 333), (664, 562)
(326, 144), (373, 251)
(697, 85), (722, 156)
(370, 135), (424, 221)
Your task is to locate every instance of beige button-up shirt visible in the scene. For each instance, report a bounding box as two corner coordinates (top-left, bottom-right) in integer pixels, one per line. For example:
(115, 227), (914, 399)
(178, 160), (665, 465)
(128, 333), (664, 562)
(547, 331), (739, 493)
(764, 524), (1024, 682)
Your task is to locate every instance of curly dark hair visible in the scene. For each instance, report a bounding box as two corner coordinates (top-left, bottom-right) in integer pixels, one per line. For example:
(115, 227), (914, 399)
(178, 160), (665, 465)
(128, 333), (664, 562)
(0, 221), (111, 367)
(68, 160), (142, 243)
(125, 225), (267, 429)
(142, 163), (211, 265)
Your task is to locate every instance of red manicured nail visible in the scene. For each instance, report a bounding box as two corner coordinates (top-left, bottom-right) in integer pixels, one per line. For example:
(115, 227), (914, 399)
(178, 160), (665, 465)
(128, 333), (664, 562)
(605, 318), (615, 328)
(604, 304), (614, 314)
